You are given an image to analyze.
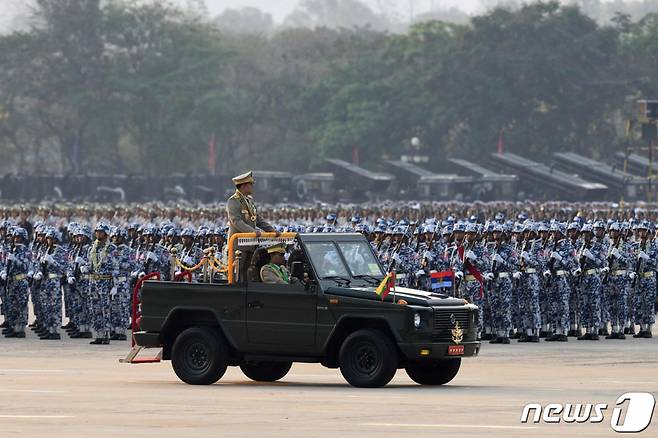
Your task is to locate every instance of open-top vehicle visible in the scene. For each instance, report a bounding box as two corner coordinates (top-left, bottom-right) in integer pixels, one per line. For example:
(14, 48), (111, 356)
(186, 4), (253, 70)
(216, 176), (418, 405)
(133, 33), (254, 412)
(123, 232), (480, 388)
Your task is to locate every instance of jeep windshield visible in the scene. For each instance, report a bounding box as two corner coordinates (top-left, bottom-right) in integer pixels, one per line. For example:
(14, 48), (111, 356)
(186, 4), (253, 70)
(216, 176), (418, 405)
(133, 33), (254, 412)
(305, 241), (384, 282)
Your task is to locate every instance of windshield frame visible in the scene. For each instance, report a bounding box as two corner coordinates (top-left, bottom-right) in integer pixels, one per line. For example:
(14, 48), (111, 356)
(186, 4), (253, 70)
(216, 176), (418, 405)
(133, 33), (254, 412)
(304, 239), (384, 282)
(336, 240), (385, 278)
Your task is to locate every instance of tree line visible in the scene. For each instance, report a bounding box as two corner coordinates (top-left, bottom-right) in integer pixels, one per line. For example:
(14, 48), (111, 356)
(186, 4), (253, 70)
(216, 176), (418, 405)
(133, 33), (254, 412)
(0, 0), (657, 177)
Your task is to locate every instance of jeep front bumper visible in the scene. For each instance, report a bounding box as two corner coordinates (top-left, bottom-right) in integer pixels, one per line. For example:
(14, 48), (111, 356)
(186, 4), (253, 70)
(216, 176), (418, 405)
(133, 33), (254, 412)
(397, 341), (481, 360)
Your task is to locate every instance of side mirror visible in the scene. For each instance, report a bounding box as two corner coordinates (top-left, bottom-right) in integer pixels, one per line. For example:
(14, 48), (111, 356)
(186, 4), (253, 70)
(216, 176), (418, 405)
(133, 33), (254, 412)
(291, 261), (305, 280)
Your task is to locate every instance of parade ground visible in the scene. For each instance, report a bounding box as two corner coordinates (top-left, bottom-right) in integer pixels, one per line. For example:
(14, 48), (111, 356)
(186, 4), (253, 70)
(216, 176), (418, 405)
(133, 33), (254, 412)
(0, 328), (655, 438)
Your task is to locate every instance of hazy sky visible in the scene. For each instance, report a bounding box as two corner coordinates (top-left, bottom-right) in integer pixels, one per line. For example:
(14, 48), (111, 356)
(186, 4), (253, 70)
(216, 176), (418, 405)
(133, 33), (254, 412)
(199, 0), (481, 22)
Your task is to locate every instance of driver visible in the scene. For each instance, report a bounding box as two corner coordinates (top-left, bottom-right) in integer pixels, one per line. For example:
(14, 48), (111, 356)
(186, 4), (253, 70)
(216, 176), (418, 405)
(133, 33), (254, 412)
(260, 244), (308, 284)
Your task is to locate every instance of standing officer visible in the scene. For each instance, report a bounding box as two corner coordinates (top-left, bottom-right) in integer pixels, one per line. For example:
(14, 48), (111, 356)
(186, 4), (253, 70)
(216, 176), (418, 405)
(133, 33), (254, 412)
(631, 221), (657, 338)
(226, 171), (277, 281)
(34, 228), (68, 340)
(487, 224), (518, 344)
(575, 224), (605, 340)
(544, 223), (578, 342)
(84, 222), (119, 345)
(515, 223), (543, 343)
(1, 228), (31, 338)
(604, 222), (631, 339)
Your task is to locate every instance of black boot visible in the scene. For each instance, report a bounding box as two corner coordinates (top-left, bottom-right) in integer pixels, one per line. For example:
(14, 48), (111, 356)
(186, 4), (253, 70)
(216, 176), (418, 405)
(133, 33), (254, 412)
(43, 333), (61, 340)
(642, 331), (653, 339)
(115, 334), (127, 341)
(517, 334), (529, 343)
(90, 338), (105, 345)
(577, 333), (592, 340)
(589, 333), (600, 340)
(567, 329), (579, 337)
(633, 331), (646, 338)
(598, 327), (609, 336)
(527, 335), (540, 343)
(481, 333), (493, 341)
(499, 337), (510, 344)
(14, 331), (26, 338)
(489, 337), (502, 344)
(555, 334), (568, 342)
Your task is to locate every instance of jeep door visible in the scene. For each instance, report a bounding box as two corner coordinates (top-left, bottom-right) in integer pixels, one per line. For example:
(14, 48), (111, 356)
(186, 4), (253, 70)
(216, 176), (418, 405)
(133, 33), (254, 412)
(246, 282), (318, 353)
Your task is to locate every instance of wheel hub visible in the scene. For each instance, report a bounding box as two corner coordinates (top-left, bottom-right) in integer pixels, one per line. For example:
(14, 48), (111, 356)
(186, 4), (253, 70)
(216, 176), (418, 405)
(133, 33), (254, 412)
(354, 344), (378, 374)
(187, 342), (209, 370)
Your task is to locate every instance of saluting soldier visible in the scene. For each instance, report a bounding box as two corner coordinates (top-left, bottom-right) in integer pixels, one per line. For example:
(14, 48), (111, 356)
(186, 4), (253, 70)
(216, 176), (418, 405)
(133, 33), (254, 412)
(226, 171), (278, 281)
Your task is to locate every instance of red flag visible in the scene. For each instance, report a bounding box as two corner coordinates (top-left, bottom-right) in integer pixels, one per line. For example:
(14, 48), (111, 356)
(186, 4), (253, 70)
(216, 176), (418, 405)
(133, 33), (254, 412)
(496, 129), (504, 155)
(208, 133), (216, 175)
(352, 145), (360, 166)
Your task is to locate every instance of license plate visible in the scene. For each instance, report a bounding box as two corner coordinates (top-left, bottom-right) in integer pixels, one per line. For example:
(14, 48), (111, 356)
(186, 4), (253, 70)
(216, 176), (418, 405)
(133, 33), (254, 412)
(447, 345), (464, 356)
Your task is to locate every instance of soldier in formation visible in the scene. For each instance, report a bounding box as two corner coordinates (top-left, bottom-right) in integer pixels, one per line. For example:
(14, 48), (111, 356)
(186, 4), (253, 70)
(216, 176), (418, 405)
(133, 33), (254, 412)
(0, 198), (656, 344)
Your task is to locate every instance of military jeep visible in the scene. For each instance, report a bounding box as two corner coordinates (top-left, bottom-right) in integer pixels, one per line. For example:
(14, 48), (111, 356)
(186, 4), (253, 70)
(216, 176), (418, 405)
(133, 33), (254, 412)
(127, 232), (480, 388)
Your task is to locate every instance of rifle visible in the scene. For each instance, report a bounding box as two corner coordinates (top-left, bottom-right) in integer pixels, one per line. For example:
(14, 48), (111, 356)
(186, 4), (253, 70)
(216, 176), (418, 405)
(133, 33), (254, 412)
(544, 238), (559, 288)
(487, 241), (501, 290)
(631, 240), (645, 289)
(3, 252), (12, 306)
(603, 236), (621, 285)
(576, 240), (588, 286)
(456, 238), (476, 296)
(515, 238), (528, 289)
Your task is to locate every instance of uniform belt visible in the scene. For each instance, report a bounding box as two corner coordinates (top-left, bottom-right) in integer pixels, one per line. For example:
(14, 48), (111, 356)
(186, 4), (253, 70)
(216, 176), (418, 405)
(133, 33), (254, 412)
(612, 270), (627, 276)
(555, 270), (567, 276)
(465, 275), (477, 281)
(584, 269), (598, 276)
(81, 274), (91, 281)
(523, 268), (537, 274)
(47, 273), (59, 279)
(91, 274), (112, 281)
(642, 271), (655, 278)
(498, 272), (510, 278)
(115, 276), (128, 282)
(14, 274), (26, 281)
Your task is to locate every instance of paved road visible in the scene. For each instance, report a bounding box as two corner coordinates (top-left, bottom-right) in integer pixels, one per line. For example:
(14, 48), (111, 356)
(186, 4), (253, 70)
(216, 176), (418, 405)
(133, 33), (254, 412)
(0, 329), (656, 438)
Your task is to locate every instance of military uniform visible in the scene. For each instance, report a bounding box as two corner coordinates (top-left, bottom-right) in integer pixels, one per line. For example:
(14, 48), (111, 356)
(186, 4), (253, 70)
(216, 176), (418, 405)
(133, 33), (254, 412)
(226, 171), (275, 281)
(575, 230), (605, 339)
(630, 233), (657, 338)
(488, 239), (517, 343)
(36, 238), (68, 339)
(544, 234), (578, 341)
(516, 237), (543, 341)
(84, 225), (120, 344)
(1, 229), (31, 337)
(603, 232), (632, 338)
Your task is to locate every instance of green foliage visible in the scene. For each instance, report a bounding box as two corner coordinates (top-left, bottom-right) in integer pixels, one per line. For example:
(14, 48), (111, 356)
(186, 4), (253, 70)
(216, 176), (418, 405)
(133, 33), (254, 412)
(0, 0), (657, 176)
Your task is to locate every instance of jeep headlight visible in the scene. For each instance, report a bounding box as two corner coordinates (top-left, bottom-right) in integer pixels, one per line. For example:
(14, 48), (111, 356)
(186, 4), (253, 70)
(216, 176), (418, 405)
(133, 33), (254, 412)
(413, 313), (421, 328)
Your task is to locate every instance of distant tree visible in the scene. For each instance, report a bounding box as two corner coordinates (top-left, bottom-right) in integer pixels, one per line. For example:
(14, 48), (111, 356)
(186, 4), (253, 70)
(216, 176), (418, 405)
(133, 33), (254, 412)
(283, 0), (390, 30)
(214, 7), (275, 35)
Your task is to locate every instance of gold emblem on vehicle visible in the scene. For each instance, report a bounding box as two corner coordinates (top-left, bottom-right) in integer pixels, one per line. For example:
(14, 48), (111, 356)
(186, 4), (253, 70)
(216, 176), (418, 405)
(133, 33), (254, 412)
(451, 321), (463, 345)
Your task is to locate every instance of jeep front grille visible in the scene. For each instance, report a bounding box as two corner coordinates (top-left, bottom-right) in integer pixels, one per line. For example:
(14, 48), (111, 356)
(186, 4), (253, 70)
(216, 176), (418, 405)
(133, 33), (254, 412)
(433, 308), (471, 331)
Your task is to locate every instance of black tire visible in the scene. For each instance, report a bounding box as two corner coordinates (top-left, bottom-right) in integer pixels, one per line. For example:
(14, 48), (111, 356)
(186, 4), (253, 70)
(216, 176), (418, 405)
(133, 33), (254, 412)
(171, 327), (228, 385)
(405, 358), (461, 385)
(339, 329), (398, 388)
(240, 361), (292, 382)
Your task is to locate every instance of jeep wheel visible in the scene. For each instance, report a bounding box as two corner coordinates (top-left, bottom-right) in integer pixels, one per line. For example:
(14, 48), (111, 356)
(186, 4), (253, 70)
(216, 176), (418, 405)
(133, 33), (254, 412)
(405, 358), (461, 385)
(171, 327), (227, 385)
(240, 361), (292, 382)
(339, 329), (398, 388)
